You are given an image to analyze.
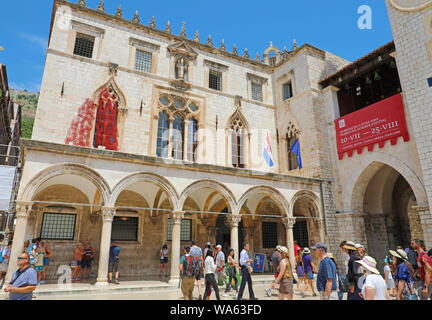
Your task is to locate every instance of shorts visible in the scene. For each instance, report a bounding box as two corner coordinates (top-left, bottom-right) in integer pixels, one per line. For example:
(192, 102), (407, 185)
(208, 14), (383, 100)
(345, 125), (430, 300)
(279, 279), (293, 295)
(386, 279), (395, 289)
(35, 266), (44, 272)
(296, 266), (305, 278)
(81, 259), (92, 269)
(109, 259), (119, 273)
(160, 257), (168, 264)
(307, 272), (314, 280)
(0, 261), (8, 272)
(195, 269), (203, 281)
(76, 260), (81, 267)
(43, 258), (50, 266)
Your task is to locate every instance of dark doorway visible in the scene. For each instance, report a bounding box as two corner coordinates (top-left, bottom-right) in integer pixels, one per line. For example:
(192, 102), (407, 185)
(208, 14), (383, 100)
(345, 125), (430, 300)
(215, 207), (243, 257)
(293, 220), (309, 248)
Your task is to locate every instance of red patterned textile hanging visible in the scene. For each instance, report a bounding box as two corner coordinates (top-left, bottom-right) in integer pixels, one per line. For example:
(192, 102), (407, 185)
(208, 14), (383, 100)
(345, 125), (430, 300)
(93, 88), (119, 151)
(65, 98), (96, 147)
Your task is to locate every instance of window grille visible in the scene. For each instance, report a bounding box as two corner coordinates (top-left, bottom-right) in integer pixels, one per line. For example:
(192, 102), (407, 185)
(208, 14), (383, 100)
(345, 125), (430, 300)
(209, 70), (222, 91)
(172, 115), (184, 160)
(251, 82), (263, 102)
(167, 218), (192, 241)
(262, 222), (278, 248)
(73, 33), (95, 58)
(111, 216), (139, 241)
(40, 213), (76, 240)
(282, 81), (293, 100)
(156, 111), (169, 158)
(135, 49), (152, 73)
(293, 220), (309, 248)
(186, 118), (198, 162)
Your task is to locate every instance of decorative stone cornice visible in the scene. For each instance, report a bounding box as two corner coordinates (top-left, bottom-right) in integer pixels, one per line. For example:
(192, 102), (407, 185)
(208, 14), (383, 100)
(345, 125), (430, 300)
(219, 39), (226, 51)
(102, 207), (116, 221)
(165, 21), (172, 33)
(180, 22), (187, 38)
(207, 34), (213, 47)
(282, 217), (296, 229)
(243, 48), (250, 59)
(232, 44), (238, 55)
(193, 30), (200, 42)
(171, 211), (185, 224)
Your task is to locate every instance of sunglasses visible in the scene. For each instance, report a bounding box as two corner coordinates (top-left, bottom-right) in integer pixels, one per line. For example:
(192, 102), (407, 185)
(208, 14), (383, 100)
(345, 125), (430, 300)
(17, 257), (28, 260)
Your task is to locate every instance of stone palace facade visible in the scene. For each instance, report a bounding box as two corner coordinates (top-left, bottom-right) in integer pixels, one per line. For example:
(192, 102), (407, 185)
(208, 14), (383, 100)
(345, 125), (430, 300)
(6, 0), (432, 284)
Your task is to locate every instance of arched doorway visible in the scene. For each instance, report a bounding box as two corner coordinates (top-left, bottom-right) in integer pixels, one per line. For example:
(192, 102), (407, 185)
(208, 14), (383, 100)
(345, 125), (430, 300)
(359, 164), (423, 267)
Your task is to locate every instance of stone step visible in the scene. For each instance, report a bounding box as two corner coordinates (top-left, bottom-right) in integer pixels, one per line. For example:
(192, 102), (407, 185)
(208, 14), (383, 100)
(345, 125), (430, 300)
(1, 275), (276, 299)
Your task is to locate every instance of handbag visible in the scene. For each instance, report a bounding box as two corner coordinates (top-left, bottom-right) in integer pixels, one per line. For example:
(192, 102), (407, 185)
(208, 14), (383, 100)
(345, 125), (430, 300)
(247, 266), (253, 274)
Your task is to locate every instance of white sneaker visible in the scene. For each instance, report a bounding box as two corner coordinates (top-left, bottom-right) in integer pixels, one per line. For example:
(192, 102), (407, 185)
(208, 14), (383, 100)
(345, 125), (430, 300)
(265, 288), (272, 297)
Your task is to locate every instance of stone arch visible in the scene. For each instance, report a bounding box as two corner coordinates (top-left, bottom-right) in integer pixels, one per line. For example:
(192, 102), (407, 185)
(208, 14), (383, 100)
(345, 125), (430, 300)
(20, 163), (111, 205)
(236, 185), (290, 217)
(109, 172), (179, 210)
(290, 190), (322, 218)
(179, 179), (237, 214)
(92, 77), (127, 108)
(349, 156), (428, 212)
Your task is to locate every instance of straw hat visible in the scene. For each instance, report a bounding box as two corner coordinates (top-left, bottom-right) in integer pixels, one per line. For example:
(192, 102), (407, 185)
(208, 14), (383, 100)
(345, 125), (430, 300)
(343, 241), (357, 251)
(327, 252), (334, 259)
(389, 249), (408, 261)
(355, 256), (380, 275)
(277, 246), (289, 256)
(303, 247), (311, 254)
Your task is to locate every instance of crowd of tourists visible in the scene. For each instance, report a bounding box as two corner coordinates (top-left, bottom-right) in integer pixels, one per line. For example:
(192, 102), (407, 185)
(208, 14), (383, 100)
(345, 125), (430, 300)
(178, 237), (431, 301)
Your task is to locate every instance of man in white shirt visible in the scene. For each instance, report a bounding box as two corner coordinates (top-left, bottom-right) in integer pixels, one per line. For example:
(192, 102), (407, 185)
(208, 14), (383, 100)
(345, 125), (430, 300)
(237, 242), (258, 300)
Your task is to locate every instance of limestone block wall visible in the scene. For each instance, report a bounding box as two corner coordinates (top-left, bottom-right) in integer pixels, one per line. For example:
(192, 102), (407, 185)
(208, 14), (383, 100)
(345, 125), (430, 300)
(385, 0), (432, 215)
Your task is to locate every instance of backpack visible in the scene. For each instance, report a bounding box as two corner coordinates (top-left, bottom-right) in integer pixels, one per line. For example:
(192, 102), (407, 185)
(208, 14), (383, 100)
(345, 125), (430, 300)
(338, 274), (350, 293)
(183, 254), (199, 277)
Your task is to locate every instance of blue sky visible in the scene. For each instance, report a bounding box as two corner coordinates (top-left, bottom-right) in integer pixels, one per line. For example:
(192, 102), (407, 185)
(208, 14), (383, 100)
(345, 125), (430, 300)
(0, 0), (393, 93)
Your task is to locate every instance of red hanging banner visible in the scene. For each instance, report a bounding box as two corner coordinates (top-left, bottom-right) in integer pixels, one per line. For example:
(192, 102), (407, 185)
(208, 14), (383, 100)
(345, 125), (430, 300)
(334, 93), (409, 160)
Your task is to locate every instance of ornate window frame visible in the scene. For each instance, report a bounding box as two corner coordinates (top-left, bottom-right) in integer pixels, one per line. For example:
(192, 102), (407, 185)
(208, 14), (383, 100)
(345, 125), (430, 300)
(204, 60), (229, 92)
(151, 90), (203, 163)
(247, 73), (268, 103)
(226, 107), (250, 169)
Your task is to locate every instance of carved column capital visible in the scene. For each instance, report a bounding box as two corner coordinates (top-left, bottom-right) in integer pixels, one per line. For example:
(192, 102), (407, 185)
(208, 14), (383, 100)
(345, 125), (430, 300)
(171, 211), (185, 225)
(227, 214), (242, 228)
(282, 217), (296, 229)
(15, 201), (33, 219)
(101, 207), (116, 222)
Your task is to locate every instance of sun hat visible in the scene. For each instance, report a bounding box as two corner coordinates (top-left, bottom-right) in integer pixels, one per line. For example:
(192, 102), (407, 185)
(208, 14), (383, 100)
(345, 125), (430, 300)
(355, 256), (380, 275)
(355, 243), (363, 249)
(206, 242), (211, 246)
(303, 247), (311, 254)
(389, 249), (408, 261)
(275, 245), (282, 251)
(311, 242), (327, 252)
(327, 253), (334, 259)
(277, 246), (289, 255)
(343, 241), (357, 251)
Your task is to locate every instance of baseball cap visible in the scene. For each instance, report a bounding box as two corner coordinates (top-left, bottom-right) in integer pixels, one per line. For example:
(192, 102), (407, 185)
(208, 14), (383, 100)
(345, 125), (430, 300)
(311, 242), (327, 251)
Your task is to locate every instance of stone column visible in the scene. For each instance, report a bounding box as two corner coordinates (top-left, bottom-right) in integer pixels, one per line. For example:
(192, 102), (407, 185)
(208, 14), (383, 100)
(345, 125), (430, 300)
(282, 217), (296, 270)
(414, 206), (432, 250)
(228, 214), (242, 263)
(5, 202), (32, 283)
(317, 218), (326, 243)
(169, 211), (184, 285)
(95, 207), (115, 286)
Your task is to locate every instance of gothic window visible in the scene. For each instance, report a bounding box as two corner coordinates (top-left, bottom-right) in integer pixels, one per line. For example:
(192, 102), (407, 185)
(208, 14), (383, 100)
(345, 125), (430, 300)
(93, 85), (120, 151)
(287, 134), (299, 170)
(231, 114), (247, 168)
(73, 33), (95, 58)
(156, 111), (169, 158)
(186, 117), (198, 162)
(156, 94), (200, 161)
(172, 114), (185, 160)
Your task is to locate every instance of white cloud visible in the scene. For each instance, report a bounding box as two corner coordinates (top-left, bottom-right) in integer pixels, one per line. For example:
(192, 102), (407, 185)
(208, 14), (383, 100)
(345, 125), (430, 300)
(17, 33), (48, 51)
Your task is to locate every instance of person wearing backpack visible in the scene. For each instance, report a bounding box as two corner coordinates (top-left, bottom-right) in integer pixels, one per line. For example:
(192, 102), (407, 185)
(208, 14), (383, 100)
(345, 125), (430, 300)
(179, 245), (197, 300)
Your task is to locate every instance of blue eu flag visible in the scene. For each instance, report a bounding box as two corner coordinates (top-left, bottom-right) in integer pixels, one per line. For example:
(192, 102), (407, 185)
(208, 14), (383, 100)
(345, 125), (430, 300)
(290, 138), (303, 170)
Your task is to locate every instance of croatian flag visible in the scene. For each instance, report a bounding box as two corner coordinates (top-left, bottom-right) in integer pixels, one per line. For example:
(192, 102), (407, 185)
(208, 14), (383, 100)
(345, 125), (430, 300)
(263, 131), (274, 167)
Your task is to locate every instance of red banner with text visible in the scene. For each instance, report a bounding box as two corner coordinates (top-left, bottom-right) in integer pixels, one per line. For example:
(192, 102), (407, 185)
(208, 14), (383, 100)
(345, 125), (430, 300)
(335, 93), (409, 160)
